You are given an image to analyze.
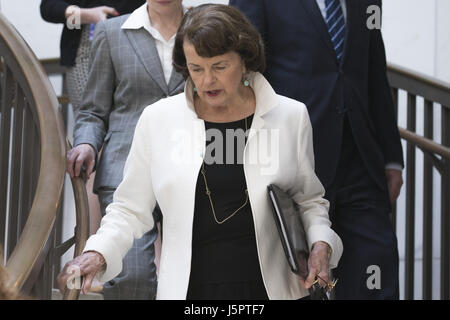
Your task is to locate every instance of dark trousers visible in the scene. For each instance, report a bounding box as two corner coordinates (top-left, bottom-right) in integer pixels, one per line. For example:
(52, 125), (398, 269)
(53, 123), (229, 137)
(97, 188), (160, 300)
(327, 115), (400, 300)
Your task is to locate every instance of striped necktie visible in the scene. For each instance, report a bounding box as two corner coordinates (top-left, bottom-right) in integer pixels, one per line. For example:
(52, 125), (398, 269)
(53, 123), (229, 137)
(325, 0), (346, 63)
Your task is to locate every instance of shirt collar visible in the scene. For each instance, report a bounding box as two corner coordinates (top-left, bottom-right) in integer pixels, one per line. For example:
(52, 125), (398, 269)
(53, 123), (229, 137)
(121, 3), (187, 43)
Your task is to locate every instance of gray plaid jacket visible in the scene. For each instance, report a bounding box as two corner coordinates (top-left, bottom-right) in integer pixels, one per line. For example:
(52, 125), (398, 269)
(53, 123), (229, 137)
(73, 15), (185, 192)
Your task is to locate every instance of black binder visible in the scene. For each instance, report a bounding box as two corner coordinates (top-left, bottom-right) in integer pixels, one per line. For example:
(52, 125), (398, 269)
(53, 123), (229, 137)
(267, 184), (329, 300)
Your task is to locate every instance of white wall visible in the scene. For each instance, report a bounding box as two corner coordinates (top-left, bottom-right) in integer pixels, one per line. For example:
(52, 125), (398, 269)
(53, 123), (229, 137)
(0, 0), (62, 60)
(383, 0), (450, 82)
(1, 0), (448, 299)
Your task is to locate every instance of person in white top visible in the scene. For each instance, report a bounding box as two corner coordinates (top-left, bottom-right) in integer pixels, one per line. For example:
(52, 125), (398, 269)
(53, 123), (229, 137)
(65, 0), (185, 299)
(59, 4), (343, 300)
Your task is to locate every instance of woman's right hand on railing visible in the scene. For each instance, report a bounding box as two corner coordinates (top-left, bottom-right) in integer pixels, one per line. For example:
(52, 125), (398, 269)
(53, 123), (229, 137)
(57, 251), (106, 295)
(65, 5), (119, 25)
(67, 144), (95, 179)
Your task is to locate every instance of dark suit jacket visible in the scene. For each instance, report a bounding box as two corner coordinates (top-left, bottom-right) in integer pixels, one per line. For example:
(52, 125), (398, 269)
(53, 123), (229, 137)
(40, 0), (145, 66)
(230, 0), (404, 190)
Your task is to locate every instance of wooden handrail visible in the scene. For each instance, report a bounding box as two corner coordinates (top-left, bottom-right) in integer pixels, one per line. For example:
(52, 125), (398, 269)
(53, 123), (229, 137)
(399, 128), (450, 160)
(387, 63), (450, 108)
(62, 140), (90, 300)
(387, 63), (450, 300)
(0, 13), (66, 291)
(39, 57), (66, 76)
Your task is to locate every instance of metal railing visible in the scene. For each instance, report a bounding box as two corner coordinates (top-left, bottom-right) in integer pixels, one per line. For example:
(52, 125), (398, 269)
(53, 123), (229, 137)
(387, 63), (450, 300)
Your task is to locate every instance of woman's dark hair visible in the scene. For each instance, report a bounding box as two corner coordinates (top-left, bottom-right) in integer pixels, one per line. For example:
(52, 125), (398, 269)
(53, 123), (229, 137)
(173, 4), (266, 79)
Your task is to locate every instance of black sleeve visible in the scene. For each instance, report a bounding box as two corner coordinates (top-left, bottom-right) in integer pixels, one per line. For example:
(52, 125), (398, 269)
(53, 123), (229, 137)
(40, 0), (73, 24)
(368, 1), (404, 167)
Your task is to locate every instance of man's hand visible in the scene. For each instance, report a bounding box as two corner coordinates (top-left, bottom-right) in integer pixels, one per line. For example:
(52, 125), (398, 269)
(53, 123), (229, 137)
(385, 169), (403, 204)
(67, 144), (96, 179)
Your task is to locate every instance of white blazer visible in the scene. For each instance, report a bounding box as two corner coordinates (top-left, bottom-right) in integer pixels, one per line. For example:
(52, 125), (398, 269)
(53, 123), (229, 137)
(83, 72), (343, 300)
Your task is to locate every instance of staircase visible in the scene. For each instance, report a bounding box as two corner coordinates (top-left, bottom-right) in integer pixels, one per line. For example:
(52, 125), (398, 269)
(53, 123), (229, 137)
(1, 12), (449, 300)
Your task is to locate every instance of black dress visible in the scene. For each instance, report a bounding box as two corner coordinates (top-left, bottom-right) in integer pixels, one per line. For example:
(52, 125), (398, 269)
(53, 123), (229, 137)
(186, 114), (269, 300)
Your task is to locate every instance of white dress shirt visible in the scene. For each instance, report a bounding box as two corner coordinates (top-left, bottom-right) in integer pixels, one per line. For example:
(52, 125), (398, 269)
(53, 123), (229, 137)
(316, 0), (347, 21)
(121, 4), (186, 85)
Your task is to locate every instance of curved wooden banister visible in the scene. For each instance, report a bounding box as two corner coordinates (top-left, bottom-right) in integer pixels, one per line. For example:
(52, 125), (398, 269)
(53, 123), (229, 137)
(0, 13), (66, 291)
(62, 141), (90, 300)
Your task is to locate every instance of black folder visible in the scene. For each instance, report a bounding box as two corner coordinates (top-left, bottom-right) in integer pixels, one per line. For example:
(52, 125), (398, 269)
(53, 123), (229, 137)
(267, 184), (329, 300)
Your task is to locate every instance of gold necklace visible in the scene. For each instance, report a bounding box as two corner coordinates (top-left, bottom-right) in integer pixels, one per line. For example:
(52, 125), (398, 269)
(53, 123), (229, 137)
(200, 117), (249, 225)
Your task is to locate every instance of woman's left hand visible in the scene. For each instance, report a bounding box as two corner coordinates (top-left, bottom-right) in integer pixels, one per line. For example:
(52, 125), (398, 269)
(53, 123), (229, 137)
(302, 241), (331, 289)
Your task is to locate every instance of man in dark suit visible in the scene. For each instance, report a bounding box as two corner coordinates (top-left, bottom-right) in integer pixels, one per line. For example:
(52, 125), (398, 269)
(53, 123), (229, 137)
(231, 0), (404, 299)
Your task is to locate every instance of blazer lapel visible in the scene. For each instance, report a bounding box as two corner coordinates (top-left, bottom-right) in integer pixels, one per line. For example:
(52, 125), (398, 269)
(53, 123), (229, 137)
(299, 0), (337, 62)
(246, 117), (264, 146)
(124, 28), (168, 94)
(167, 68), (185, 94)
(246, 73), (279, 143)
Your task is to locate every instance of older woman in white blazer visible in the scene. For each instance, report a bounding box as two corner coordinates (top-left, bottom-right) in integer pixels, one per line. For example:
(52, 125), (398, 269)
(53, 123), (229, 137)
(58, 4), (343, 300)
